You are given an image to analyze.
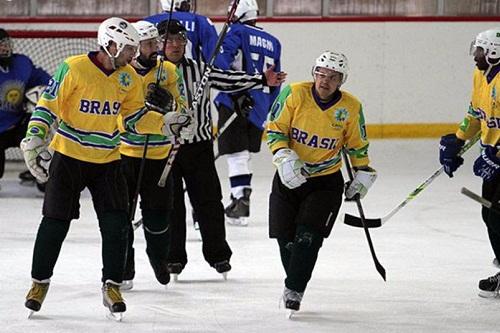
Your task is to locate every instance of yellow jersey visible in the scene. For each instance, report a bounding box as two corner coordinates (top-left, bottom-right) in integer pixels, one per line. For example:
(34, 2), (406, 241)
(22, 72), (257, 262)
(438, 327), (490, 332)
(119, 59), (186, 159)
(456, 68), (500, 148)
(27, 52), (165, 164)
(266, 82), (370, 177)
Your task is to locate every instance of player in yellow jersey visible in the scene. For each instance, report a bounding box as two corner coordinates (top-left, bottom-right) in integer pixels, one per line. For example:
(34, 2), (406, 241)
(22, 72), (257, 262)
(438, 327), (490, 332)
(439, 28), (500, 298)
(119, 20), (187, 290)
(20, 17), (194, 320)
(266, 51), (377, 315)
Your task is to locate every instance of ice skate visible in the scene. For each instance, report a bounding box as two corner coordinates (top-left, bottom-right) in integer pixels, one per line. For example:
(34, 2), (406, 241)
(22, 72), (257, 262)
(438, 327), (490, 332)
(282, 287), (303, 319)
(478, 272), (500, 298)
(148, 257), (170, 285)
(102, 280), (126, 321)
(25, 279), (50, 318)
(213, 260), (231, 280)
(19, 170), (36, 186)
(225, 188), (251, 227)
(167, 263), (184, 282)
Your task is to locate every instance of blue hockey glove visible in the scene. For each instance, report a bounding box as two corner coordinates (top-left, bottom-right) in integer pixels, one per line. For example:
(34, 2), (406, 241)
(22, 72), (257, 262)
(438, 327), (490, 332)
(473, 146), (500, 181)
(439, 134), (464, 178)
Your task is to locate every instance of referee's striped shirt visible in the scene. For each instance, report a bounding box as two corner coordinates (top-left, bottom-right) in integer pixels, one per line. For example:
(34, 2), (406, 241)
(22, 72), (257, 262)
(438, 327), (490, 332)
(177, 56), (265, 144)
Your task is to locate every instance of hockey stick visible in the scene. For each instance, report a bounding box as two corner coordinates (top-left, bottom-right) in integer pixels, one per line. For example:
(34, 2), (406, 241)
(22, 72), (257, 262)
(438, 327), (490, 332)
(129, 3), (175, 224)
(461, 187), (500, 214)
(342, 149), (386, 281)
(344, 132), (481, 229)
(157, 0), (241, 187)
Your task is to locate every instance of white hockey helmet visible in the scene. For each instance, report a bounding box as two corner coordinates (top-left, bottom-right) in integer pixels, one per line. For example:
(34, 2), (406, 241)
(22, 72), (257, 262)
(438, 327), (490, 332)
(132, 21), (159, 42)
(313, 51), (349, 84)
(98, 17), (140, 59)
(160, 0), (191, 12)
(471, 28), (500, 60)
(231, 0), (259, 22)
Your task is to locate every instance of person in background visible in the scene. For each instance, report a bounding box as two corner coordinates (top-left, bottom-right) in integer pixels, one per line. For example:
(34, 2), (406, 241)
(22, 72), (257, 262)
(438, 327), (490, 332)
(0, 28), (51, 191)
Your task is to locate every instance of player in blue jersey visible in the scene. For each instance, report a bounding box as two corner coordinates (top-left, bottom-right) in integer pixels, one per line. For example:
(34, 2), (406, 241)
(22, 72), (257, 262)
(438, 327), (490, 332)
(145, 0), (218, 63)
(215, 0), (283, 226)
(0, 28), (51, 190)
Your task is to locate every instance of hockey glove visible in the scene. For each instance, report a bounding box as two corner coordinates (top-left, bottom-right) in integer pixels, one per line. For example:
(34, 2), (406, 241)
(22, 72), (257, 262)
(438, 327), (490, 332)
(145, 84), (175, 114)
(232, 93), (254, 118)
(439, 133), (464, 178)
(473, 146), (500, 182)
(20, 136), (52, 183)
(162, 112), (195, 141)
(344, 166), (377, 200)
(272, 148), (308, 189)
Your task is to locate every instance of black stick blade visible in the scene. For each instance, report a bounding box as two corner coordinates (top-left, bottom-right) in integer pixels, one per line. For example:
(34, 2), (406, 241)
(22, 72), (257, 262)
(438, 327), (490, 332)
(375, 261), (387, 281)
(344, 213), (382, 228)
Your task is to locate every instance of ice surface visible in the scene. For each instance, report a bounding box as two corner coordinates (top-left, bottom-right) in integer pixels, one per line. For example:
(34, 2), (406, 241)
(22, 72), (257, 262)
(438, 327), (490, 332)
(0, 139), (497, 332)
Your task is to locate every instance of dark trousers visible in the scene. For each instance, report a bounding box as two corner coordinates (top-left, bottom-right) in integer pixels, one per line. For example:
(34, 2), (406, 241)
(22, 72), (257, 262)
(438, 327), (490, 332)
(168, 140), (232, 266)
(482, 175), (500, 261)
(32, 152), (129, 283)
(120, 154), (174, 279)
(0, 115), (29, 178)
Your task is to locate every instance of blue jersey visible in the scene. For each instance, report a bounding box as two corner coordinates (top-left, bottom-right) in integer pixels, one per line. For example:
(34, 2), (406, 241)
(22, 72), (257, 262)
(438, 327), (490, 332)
(0, 54), (51, 133)
(215, 23), (282, 130)
(145, 11), (218, 63)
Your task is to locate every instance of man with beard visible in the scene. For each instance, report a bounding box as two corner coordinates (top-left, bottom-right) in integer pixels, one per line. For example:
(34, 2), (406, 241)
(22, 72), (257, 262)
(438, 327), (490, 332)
(119, 20), (189, 290)
(439, 28), (500, 298)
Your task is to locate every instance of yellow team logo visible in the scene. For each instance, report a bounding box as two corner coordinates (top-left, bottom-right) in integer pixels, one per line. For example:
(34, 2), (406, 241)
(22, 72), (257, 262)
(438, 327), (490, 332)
(6, 88), (22, 105)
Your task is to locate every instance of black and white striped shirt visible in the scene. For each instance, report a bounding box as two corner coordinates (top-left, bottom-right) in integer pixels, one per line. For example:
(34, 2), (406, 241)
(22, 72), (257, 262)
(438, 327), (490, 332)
(177, 57), (265, 144)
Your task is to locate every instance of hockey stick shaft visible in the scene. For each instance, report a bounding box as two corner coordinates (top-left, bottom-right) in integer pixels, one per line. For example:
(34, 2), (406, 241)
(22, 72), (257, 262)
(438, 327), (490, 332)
(344, 132), (481, 228)
(157, 0), (241, 187)
(342, 149), (386, 281)
(460, 187), (500, 213)
(129, 2), (174, 222)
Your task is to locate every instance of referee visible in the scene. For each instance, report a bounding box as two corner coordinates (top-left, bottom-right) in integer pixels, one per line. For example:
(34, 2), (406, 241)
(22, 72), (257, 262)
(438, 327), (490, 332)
(162, 20), (286, 277)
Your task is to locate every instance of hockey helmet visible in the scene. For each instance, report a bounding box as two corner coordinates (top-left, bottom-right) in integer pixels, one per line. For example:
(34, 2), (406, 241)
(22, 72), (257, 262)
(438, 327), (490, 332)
(160, 0), (192, 12)
(98, 17), (140, 59)
(231, 0), (259, 22)
(313, 51), (349, 84)
(132, 21), (159, 42)
(471, 28), (500, 60)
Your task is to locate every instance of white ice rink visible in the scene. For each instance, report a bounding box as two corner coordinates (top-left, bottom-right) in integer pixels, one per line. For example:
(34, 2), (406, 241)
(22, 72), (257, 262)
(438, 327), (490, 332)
(0, 139), (498, 333)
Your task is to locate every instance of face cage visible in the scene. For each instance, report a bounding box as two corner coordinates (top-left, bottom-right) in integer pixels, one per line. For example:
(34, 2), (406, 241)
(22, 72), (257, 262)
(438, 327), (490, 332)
(0, 38), (13, 58)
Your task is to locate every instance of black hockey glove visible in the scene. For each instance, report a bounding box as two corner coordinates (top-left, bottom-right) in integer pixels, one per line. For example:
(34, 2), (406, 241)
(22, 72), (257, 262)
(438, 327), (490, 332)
(232, 93), (254, 118)
(145, 84), (175, 114)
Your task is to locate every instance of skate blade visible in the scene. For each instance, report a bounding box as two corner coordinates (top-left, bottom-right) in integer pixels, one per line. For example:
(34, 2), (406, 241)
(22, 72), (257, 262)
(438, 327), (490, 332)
(478, 290), (499, 298)
(172, 273), (179, 282)
(106, 311), (124, 322)
(221, 272), (228, 280)
(286, 309), (296, 319)
(27, 310), (35, 319)
(226, 217), (248, 227)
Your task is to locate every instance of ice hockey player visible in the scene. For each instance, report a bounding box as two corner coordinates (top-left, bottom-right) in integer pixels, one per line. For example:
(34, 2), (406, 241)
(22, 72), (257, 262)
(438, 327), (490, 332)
(438, 27), (500, 298)
(119, 20), (190, 290)
(162, 19), (286, 279)
(0, 28), (51, 191)
(21, 17), (193, 320)
(145, 0), (218, 63)
(215, 0), (284, 226)
(266, 51), (376, 317)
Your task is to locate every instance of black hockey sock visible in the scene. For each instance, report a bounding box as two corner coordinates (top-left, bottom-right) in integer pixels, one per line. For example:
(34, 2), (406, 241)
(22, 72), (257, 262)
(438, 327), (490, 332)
(285, 224), (324, 293)
(278, 239), (293, 276)
(142, 209), (170, 261)
(98, 210), (128, 283)
(31, 217), (70, 281)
